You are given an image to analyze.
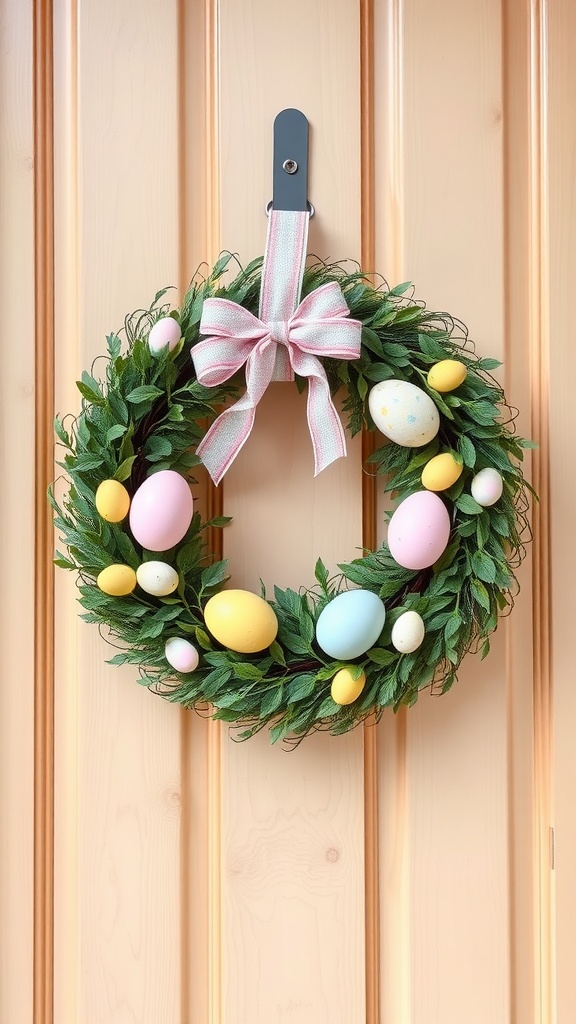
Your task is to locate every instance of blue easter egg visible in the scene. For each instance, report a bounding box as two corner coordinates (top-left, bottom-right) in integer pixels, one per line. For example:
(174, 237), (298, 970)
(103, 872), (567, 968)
(315, 590), (386, 660)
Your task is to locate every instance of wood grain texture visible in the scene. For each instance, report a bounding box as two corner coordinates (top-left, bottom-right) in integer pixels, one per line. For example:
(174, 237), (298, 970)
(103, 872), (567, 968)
(216, 2), (366, 1021)
(0, 1), (35, 1021)
(548, 1), (576, 1020)
(35, 0), (567, 1020)
(374, 1), (535, 1020)
(33, 0), (56, 1019)
(53, 2), (185, 1022)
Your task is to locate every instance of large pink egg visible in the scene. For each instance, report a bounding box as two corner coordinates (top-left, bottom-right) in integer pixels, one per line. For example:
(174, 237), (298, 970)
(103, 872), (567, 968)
(387, 491), (451, 570)
(129, 470), (193, 551)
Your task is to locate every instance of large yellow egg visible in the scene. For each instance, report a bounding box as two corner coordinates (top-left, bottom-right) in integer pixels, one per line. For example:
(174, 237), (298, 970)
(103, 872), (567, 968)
(331, 667), (366, 706)
(95, 479), (131, 522)
(204, 590), (278, 653)
(97, 563), (137, 596)
(421, 452), (463, 491)
(427, 359), (467, 393)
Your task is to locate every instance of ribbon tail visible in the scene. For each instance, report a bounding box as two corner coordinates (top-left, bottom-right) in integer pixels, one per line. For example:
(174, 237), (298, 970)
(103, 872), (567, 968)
(195, 338), (278, 485)
(306, 376), (348, 476)
(196, 402), (257, 486)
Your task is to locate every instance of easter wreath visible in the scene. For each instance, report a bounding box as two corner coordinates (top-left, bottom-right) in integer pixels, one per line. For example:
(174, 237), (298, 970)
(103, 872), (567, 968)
(51, 237), (533, 745)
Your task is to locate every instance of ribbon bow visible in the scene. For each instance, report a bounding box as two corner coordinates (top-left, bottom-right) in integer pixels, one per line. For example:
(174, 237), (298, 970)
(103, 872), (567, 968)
(192, 281), (362, 485)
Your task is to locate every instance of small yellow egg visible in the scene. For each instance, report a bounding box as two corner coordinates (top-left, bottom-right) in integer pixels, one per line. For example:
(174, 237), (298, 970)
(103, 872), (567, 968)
(427, 359), (467, 393)
(421, 452), (463, 492)
(97, 563), (137, 596)
(330, 667), (366, 706)
(95, 479), (131, 522)
(204, 590), (278, 654)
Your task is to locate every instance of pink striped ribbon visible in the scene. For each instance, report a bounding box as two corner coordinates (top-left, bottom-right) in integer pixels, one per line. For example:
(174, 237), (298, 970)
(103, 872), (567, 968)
(192, 210), (362, 485)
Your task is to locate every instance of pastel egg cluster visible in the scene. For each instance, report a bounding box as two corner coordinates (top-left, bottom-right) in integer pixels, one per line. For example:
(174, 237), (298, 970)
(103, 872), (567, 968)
(95, 469), (201, 673)
(367, 361), (504, 574)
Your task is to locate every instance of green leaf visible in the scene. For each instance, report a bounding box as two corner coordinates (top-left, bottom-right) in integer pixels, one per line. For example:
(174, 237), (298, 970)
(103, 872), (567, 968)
(444, 614), (462, 641)
(471, 550), (497, 584)
(232, 662), (263, 681)
(317, 696), (339, 718)
(106, 333), (122, 360)
(279, 629), (311, 656)
(389, 280), (413, 296)
(269, 641), (286, 666)
(126, 384), (164, 404)
(200, 560), (229, 590)
(297, 604), (314, 646)
(76, 372), (105, 405)
(476, 513), (491, 549)
(366, 647), (396, 666)
(470, 578), (491, 613)
(113, 456), (137, 482)
(73, 454), (104, 472)
(456, 493), (484, 515)
(261, 685), (284, 716)
(108, 391), (129, 425)
(54, 416), (70, 446)
(167, 404), (184, 422)
(195, 627), (213, 650)
(54, 556), (75, 569)
(145, 436), (172, 462)
(203, 516), (233, 529)
(287, 673), (316, 703)
(458, 434), (477, 469)
(106, 424), (126, 443)
(478, 357), (502, 371)
(202, 667), (233, 697)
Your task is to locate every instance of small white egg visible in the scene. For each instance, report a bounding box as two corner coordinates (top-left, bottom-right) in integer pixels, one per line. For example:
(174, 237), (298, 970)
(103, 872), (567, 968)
(391, 611), (426, 654)
(136, 560), (179, 597)
(148, 316), (181, 354)
(471, 467), (504, 507)
(165, 637), (199, 673)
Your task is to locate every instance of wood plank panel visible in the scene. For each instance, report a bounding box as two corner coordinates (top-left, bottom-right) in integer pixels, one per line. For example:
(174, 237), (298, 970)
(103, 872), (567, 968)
(53, 2), (187, 1021)
(548, 1), (576, 1020)
(0, 0), (35, 1020)
(216, 1), (367, 1021)
(373, 1), (535, 1020)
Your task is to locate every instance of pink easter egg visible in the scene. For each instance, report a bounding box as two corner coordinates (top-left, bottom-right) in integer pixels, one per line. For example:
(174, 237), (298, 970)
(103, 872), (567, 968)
(165, 638), (199, 673)
(129, 470), (193, 551)
(148, 316), (181, 354)
(388, 490), (451, 570)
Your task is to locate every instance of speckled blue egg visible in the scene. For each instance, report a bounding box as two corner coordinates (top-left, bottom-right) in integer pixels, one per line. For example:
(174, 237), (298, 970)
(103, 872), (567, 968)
(315, 590), (386, 660)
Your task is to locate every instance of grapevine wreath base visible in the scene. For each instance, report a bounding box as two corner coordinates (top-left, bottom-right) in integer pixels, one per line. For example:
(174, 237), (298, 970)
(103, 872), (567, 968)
(51, 254), (533, 745)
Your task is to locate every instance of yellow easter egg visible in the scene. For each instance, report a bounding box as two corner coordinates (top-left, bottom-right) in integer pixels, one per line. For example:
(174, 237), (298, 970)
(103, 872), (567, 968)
(421, 452), (463, 492)
(95, 479), (131, 522)
(97, 563), (137, 596)
(204, 590), (278, 654)
(330, 667), (366, 706)
(427, 359), (467, 393)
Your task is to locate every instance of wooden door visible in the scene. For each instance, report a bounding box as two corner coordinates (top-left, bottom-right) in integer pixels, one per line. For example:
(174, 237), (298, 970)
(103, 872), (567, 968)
(3, 0), (574, 1021)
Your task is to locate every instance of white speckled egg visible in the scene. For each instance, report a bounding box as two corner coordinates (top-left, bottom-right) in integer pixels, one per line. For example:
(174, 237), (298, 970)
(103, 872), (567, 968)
(316, 590), (386, 660)
(471, 467), (504, 507)
(165, 637), (199, 673)
(391, 611), (425, 654)
(368, 379), (440, 447)
(136, 560), (179, 597)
